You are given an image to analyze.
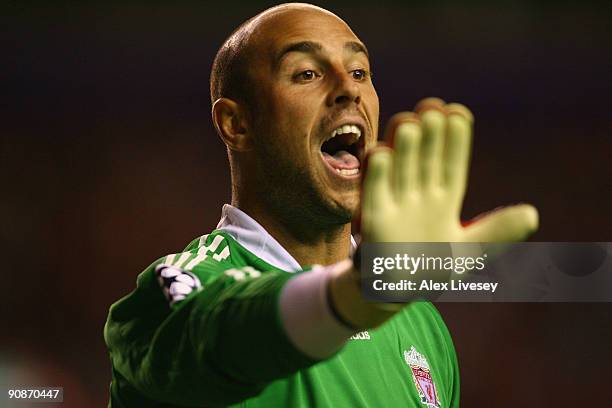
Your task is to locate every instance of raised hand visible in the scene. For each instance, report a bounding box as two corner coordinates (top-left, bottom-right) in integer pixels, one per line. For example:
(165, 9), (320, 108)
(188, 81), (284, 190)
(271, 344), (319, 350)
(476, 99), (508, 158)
(361, 97), (538, 243)
(330, 98), (539, 329)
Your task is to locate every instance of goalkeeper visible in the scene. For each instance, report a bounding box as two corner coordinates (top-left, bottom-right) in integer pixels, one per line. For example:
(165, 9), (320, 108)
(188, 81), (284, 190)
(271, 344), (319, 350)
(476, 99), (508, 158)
(104, 3), (538, 407)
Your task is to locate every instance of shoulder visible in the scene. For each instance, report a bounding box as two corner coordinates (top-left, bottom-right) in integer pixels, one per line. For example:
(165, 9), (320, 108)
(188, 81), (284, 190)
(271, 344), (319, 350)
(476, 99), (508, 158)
(163, 231), (234, 271)
(148, 231), (242, 304)
(150, 229), (289, 306)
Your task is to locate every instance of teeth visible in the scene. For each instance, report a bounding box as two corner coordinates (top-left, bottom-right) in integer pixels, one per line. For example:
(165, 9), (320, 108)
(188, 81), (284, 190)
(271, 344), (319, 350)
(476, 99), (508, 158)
(335, 168), (359, 176)
(330, 124), (362, 140)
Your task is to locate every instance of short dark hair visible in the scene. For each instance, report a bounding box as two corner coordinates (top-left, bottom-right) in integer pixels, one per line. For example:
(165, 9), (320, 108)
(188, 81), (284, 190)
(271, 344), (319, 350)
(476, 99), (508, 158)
(209, 21), (255, 108)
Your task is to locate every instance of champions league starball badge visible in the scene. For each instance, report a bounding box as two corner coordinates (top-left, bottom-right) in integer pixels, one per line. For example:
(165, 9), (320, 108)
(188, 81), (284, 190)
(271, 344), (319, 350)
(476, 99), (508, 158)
(404, 346), (441, 408)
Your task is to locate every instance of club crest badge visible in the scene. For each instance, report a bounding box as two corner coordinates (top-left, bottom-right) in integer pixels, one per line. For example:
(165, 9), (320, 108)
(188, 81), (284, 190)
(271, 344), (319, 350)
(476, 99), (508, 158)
(404, 346), (441, 408)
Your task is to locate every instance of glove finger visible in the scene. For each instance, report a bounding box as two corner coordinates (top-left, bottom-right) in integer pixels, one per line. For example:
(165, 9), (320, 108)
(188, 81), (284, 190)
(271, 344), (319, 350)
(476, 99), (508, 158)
(361, 146), (393, 235)
(393, 122), (421, 197)
(443, 103), (473, 196)
(415, 97), (446, 113)
(463, 204), (539, 242)
(416, 104), (446, 191)
(383, 111), (420, 145)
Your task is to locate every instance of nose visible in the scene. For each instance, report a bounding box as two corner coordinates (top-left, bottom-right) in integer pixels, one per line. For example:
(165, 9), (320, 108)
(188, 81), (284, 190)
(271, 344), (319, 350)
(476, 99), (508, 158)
(326, 71), (361, 107)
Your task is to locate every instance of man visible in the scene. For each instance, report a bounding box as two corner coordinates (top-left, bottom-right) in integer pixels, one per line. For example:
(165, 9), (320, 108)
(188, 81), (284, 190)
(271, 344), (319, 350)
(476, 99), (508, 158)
(104, 3), (538, 407)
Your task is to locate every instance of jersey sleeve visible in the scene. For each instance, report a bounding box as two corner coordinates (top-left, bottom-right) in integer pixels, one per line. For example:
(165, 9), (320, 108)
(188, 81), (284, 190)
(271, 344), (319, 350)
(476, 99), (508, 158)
(104, 236), (319, 406)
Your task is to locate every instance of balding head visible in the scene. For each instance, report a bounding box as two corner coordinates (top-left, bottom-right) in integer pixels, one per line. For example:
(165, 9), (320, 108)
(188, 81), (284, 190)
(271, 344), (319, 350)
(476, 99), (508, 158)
(210, 3), (349, 107)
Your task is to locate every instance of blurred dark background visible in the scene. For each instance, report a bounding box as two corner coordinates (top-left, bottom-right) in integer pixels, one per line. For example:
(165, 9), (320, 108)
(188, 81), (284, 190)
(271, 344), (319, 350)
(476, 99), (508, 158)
(1, 1), (610, 406)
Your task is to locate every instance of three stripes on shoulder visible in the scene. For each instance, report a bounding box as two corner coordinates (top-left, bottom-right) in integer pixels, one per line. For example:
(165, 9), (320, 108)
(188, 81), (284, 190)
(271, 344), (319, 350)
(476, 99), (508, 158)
(163, 234), (230, 271)
(155, 234), (261, 306)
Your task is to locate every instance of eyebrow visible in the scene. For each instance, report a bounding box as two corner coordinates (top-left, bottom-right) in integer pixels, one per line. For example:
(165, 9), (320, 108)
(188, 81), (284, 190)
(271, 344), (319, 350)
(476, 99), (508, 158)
(275, 40), (369, 67)
(345, 41), (369, 58)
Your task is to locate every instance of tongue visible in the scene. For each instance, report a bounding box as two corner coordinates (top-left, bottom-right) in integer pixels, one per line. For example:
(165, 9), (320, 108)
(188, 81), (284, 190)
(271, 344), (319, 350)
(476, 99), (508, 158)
(322, 150), (360, 170)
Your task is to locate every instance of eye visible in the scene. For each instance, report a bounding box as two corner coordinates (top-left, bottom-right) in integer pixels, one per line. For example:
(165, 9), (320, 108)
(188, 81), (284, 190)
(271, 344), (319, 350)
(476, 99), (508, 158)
(351, 69), (369, 81)
(295, 70), (319, 82)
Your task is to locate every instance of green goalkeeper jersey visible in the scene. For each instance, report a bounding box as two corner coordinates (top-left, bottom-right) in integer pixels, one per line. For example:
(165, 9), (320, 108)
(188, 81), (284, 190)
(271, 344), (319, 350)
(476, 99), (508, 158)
(104, 206), (459, 407)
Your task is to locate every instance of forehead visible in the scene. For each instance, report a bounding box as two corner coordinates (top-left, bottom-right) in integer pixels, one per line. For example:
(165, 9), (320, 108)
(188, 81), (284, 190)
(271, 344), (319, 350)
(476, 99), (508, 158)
(251, 8), (363, 58)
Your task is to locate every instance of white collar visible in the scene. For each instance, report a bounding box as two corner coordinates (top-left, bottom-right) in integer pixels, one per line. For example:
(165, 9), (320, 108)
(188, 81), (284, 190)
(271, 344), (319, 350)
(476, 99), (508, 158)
(216, 204), (357, 273)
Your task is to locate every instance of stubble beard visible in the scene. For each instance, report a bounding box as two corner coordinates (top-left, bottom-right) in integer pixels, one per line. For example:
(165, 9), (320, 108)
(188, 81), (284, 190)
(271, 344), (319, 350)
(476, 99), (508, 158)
(253, 138), (354, 237)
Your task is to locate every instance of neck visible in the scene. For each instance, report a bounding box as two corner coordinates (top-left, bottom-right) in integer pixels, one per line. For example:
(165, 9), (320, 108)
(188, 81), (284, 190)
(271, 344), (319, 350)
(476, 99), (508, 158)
(232, 196), (352, 267)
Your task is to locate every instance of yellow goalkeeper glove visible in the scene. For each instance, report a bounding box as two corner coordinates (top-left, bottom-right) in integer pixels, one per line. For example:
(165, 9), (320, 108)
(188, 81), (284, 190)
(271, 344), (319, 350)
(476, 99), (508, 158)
(361, 97), (538, 244)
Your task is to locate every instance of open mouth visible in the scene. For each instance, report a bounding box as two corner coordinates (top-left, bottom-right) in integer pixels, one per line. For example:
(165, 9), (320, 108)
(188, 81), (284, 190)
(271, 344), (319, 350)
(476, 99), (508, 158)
(320, 124), (364, 177)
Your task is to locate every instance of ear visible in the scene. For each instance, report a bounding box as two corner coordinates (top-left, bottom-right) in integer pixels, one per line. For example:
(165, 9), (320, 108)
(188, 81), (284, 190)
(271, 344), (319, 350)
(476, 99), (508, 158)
(211, 98), (253, 152)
